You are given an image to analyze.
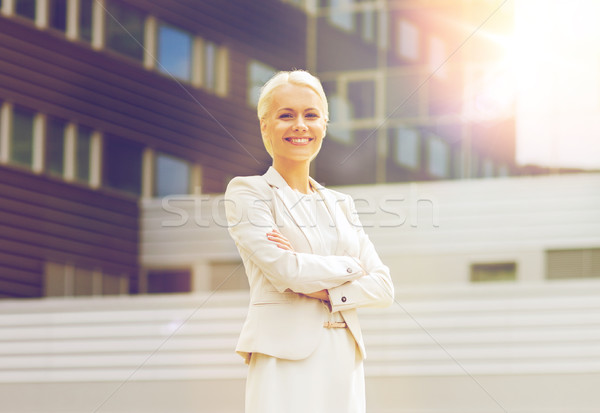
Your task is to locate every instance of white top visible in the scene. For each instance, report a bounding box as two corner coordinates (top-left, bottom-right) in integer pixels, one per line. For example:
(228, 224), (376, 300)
(291, 188), (338, 256)
(292, 188), (344, 322)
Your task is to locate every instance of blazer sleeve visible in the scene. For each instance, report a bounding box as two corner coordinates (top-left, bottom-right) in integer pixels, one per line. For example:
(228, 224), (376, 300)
(225, 176), (365, 294)
(327, 194), (395, 312)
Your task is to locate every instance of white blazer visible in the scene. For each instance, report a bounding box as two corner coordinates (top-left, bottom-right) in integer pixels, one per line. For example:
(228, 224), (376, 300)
(225, 167), (394, 364)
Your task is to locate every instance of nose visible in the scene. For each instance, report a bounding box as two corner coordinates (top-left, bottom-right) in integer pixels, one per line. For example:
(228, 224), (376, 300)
(293, 117), (308, 132)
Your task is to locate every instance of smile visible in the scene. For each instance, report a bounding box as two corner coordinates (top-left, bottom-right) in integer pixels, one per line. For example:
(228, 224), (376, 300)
(284, 137), (314, 145)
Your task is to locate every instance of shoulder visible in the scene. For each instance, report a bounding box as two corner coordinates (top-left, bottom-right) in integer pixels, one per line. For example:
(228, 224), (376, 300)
(225, 174), (271, 197)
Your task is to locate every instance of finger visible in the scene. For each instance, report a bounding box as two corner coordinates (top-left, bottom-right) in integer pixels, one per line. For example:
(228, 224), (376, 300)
(266, 233), (294, 251)
(267, 232), (291, 244)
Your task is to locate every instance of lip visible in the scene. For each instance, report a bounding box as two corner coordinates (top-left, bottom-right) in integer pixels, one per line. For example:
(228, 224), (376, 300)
(284, 137), (314, 145)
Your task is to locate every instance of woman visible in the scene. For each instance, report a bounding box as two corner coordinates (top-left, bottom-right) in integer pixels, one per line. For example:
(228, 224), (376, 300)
(224, 70), (394, 412)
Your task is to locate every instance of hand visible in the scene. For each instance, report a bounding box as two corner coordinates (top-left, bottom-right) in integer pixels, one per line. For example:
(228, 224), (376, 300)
(266, 229), (294, 251)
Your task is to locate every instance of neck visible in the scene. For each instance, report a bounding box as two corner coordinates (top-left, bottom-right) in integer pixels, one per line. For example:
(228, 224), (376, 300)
(272, 159), (312, 194)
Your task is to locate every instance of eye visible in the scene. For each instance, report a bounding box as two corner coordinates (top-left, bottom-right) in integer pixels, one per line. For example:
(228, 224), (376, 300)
(306, 113), (319, 119)
(278, 113), (293, 119)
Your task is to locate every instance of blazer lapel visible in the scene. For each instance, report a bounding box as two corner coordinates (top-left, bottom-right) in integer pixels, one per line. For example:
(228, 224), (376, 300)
(263, 167), (317, 254)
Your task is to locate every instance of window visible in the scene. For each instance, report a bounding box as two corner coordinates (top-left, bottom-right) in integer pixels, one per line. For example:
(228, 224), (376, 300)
(46, 117), (66, 176)
(497, 164), (509, 177)
(397, 19), (419, 60)
(471, 262), (517, 282)
(247, 60), (276, 106)
(104, 136), (142, 195)
(15, 0), (36, 20)
(453, 147), (465, 179)
(155, 152), (190, 197)
(347, 80), (375, 119)
(203, 41), (218, 91)
(386, 73), (422, 118)
(394, 127), (420, 169)
(427, 135), (449, 178)
(326, 95), (352, 144)
(79, 0), (93, 42)
(482, 158), (495, 177)
(429, 36), (447, 78)
(105, 1), (144, 61)
(158, 24), (193, 81)
(209, 261), (249, 290)
(147, 269), (191, 294)
(547, 249), (600, 279)
(11, 106), (35, 167)
(44, 262), (128, 297)
(359, 9), (375, 43)
(329, 0), (355, 32)
(76, 126), (92, 182)
(74, 267), (94, 296)
(470, 151), (480, 178)
(49, 0), (67, 32)
(102, 273), (123, 295)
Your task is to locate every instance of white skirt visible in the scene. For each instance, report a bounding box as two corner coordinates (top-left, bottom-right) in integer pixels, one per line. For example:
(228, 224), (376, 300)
(245, 324), (365, 413)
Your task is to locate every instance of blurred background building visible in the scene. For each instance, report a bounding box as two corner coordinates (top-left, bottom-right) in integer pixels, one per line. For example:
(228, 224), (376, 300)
(0, 0), (599, 412)
(0, 0), (527, 298)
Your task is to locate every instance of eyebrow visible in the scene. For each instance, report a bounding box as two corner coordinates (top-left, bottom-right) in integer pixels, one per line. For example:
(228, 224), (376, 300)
(276, 107), (320, 112)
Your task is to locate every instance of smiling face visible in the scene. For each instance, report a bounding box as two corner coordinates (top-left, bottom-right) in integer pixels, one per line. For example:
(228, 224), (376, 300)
(260, 83), (327, 165)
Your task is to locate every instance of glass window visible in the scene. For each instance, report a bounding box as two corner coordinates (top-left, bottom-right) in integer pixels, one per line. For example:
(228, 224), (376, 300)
(46, 117), (66, 176)
(482, 158), (495, 177)
(453, 147), (465, 179)
(15, 0), (36, 20)
(386, 72), (422, 118)
(210, 260), (249, 290)
(79, 0), (93, 42)
(326, 95), (352, 144)
(429, 36), (447, 78)
(470, 151), (480, 178)
(329, 0), (355, 32)
(547, 249), (600, 279)
(76, 126), (92, 182)
(360, 9), (375, 43)
(105, 1), (144, 61)
(427, 135), (449, 178)
(155, 153), (190, 197)
(104, 136), (142, 195)
(471, 262), (517, 282)
(102, 273), (123, 295)
(394, 127), (419, 169)
(247, 60), (276, 107)
(11, 106), (35, 167)
(497, 164), (509, 177)
(397, 19), (419, 60)
(158, 24), (193, 81)
(74, 267), (94, 296)
(203, 41), (217, 91)
(49, 0), (67, 32)
(147, 269), (191, 294)
(347, 80), (375, 119)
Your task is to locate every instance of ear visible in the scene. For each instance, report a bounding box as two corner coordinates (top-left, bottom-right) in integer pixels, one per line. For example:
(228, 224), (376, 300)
(260, 118), (267, 133)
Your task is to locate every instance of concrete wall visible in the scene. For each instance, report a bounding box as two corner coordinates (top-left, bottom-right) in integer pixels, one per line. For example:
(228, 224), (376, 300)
(1, 280), (600, 412)
(140, 172), (600, 288)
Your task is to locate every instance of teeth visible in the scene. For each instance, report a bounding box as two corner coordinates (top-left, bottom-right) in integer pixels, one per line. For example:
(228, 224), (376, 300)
(287, 138), (310, 143)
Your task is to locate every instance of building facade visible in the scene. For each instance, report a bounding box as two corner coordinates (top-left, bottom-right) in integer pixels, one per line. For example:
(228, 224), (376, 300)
(0, 0), (517, 298)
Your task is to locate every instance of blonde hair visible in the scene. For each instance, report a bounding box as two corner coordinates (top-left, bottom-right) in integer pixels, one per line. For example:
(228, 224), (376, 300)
(257, 70), (329, 158)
